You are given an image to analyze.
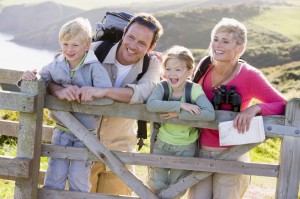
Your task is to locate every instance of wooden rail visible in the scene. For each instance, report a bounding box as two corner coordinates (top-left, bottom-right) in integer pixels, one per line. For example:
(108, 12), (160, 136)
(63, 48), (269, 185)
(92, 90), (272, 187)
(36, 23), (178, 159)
(0, 68), (300, 199)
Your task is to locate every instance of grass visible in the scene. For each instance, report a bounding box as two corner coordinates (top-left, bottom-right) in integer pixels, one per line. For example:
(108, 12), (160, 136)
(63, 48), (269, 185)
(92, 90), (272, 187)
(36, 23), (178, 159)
(248, 6), (300, 41)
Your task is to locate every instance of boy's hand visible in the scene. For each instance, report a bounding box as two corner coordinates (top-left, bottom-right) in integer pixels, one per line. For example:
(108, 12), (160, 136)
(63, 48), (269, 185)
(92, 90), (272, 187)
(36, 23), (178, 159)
(76, 86), (106, 102)
(56, 85), (80, 102)
(180, 102), (201, 115)
(22, 69), (37, 80)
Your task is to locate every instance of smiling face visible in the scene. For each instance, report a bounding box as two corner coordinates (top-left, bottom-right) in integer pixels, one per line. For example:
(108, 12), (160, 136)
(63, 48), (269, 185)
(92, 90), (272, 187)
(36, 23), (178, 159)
(211, 32), (243, 63)
(116, 23), (156, 65)
(60, 32), (89, 69)
(164, 58), (192, 90)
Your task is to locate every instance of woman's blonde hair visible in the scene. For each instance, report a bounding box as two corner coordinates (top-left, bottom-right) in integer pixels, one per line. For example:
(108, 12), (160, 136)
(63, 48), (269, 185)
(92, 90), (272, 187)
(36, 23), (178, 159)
(209, 18), (247, 56)
(163, 45), (195, 71)
(59, 17), (92, 47)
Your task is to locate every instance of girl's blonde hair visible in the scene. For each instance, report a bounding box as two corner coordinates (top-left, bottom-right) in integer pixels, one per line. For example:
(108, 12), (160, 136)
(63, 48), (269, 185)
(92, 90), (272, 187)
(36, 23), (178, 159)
(163, 45), (195, 71)
(59, 17), (92, 47)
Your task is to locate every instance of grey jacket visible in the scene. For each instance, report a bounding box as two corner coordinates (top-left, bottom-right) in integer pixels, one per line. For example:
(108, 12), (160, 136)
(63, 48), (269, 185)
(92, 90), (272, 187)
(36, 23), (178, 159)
(39, 49), (113, 130)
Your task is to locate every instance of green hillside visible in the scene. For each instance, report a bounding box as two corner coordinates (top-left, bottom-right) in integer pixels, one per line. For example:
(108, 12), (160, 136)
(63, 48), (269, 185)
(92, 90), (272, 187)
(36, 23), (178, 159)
(248, 6), (300, 41)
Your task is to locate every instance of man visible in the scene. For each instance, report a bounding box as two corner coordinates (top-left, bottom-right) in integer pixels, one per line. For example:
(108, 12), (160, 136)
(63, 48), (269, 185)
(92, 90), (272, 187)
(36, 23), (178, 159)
(47, 13), (163, 195)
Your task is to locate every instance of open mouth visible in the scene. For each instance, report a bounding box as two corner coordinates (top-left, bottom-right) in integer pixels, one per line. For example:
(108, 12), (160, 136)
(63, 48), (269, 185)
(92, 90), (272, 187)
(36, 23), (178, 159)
(127, 48), (137, 55)
(168, 78), (178, 84)
(214, 50), (224, 55)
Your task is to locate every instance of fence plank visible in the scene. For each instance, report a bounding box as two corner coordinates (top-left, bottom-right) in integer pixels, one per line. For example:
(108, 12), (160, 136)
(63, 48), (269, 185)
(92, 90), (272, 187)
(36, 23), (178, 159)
(0, 157), (31, 178)
(45, 96), (299, 137)
(14, 80), (45, 199)
(37, 188), (139, 199)
(0, 68), (23, 84)
(158, 143), (260, 198)
(0, 90), (35, 112)
(0, 119), (53, 142)
(276, 99), (300, 199)
(41, 144), (278, 177)
(51, 110), (158, 199)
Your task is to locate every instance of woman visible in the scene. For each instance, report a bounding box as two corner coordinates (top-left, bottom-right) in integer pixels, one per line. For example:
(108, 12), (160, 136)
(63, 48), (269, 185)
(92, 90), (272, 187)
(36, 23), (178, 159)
(187, 18), (286, 199)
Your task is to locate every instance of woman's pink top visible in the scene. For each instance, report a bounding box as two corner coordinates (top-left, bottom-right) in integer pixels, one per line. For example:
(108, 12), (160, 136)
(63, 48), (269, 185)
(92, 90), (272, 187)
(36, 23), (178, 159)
(198, 62), (286, 148)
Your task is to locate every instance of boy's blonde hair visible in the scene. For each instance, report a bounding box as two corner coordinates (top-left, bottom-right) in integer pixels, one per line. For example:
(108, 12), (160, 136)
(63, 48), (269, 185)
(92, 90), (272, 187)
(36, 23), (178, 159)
(163, 45), (195, 71)
(59, 17), (92, 47)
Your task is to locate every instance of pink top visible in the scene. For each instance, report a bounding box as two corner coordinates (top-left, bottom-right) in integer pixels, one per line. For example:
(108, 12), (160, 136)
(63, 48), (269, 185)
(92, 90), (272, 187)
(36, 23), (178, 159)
(198, 62), (286, 148)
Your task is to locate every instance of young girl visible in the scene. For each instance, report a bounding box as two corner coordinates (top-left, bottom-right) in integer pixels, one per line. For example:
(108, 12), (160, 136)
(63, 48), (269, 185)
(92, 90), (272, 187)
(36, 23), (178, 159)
(146, 45), (215, 196)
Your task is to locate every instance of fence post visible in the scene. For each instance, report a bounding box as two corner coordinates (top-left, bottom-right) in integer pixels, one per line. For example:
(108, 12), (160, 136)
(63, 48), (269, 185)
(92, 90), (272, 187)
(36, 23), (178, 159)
(14, 80), (45, 199)
(276, 98), (300, 199)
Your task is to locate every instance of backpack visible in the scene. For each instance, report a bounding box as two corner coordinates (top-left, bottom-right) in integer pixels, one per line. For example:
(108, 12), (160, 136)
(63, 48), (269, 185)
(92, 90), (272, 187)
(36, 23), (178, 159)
(93, 11), (133, 43)
(93, 11), (150, 151)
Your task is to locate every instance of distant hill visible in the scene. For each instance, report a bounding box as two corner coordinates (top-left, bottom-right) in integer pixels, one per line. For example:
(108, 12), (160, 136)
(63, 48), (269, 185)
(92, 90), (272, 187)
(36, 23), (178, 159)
(0, 2), (82, 34)
(1, 0), (300, 68)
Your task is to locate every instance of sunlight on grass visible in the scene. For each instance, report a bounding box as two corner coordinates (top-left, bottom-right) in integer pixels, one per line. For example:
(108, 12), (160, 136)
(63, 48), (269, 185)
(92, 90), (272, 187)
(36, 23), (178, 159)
(249, 7), (300, 41)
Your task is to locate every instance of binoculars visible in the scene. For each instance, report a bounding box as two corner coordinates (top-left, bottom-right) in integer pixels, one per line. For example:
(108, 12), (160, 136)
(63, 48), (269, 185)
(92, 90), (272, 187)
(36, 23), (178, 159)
(212, 85), (241, 112)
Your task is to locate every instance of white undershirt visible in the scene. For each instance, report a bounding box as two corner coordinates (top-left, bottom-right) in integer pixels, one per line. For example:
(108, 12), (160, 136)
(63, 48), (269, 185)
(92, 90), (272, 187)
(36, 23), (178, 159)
(114, 60), (133, 88)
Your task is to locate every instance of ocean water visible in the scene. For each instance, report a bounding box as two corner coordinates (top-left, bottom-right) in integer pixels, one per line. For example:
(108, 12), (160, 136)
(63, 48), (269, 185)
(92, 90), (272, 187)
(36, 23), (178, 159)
(0, 33), (55, 71)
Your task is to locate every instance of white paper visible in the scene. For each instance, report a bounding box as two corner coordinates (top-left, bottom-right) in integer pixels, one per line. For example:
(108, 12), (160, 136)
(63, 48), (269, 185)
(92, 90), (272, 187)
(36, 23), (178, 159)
(219, 116), (265, 146)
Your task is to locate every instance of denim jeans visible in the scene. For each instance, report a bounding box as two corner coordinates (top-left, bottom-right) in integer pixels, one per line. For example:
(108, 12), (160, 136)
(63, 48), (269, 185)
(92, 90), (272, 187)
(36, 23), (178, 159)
(43, 128), (93, 192)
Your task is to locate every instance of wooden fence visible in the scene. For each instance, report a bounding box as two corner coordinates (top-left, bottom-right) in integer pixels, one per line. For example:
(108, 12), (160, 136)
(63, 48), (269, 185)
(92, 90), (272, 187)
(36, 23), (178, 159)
(0, 68), (299, 199)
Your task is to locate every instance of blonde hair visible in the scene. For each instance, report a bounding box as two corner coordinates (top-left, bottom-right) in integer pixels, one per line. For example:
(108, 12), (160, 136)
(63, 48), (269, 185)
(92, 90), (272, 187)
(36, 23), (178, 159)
(163, 45), (195, 71)
(209, 18), (247, 56)
(59, 17), (92, 47)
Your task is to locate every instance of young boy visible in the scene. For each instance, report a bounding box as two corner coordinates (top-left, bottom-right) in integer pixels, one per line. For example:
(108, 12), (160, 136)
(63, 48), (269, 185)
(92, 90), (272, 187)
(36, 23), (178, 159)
(20, 17), (113, 192)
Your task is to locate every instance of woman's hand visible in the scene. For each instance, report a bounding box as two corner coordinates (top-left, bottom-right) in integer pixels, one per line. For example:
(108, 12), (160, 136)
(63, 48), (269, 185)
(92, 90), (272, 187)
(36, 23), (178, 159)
(233, 105), (261, 133)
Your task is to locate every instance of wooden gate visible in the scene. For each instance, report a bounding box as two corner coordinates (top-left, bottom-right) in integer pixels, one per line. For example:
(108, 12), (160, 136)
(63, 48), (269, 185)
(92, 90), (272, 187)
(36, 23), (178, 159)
(0, 68), (299, 199)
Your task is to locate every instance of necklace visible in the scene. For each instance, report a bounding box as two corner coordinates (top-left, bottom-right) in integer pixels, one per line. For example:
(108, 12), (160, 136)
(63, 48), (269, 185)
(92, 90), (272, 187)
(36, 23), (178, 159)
(211, 62), (239, 90)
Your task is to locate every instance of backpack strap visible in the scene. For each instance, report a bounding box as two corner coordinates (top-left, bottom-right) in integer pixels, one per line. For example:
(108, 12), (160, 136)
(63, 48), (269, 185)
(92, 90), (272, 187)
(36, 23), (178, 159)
(160, 80), (169, 101)
(192, 55), (247, 83)
(137, 54), (150, 81)
(192, 56), (212, 83)
(160, 80), (193, 103)
(94, 40), (115, 63)
(136, 54), (151, 150)
(94, 40), (150, 82)
(185, 81), (193, 104)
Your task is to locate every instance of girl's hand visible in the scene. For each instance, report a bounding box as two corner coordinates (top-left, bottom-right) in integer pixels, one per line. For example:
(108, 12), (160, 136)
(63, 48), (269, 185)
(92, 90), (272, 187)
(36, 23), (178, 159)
(22, 69), (37, 80)
(233, 105), (261, 133)
(160, 112), (179, 119)
(180, 102), (201, 115)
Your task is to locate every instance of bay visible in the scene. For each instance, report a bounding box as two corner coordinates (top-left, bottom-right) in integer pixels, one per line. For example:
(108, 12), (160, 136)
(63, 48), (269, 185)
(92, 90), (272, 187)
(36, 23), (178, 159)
(0, 33), (55, 71)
